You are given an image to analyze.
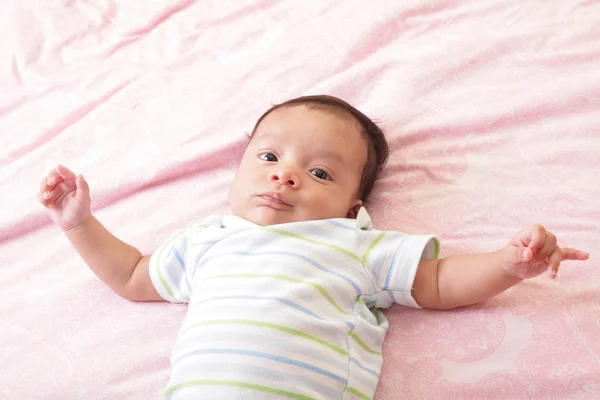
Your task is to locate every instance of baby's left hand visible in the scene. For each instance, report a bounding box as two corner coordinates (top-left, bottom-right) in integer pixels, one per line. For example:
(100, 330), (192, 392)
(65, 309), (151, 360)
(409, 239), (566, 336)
(501, 225), (589, 279)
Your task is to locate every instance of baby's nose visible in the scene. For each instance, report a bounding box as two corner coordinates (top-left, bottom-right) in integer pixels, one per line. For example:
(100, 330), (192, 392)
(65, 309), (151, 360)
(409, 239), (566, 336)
(269, 169), (299, 188)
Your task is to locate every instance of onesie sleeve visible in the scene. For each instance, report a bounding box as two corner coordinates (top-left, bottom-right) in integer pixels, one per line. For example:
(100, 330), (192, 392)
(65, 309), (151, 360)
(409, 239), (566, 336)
(149, 225), (199, 303)
(363, 229), (439, 309)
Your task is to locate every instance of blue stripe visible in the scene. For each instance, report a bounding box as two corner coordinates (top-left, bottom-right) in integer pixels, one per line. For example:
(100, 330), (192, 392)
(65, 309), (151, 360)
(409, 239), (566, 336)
(197, 250), (362, 295)
(383, 236), (408, 290)
(395, 291), (414, 306)
(175, 330), (356, 374)
(173, 348), (348, 384)
(369, 232), (403, 283)
(349, 357), (379, 378)
(197, 240), (220, 245)
(165, 361), (343, 400)
(173, 248), (186, 271)
(184, 297), (382, 374)
(173, 248), (192, 292)
(189, 295), (355, 329)
(326, 220), (356, 231)
(388, 291), (398, 303)
(163, 252), (183, 294)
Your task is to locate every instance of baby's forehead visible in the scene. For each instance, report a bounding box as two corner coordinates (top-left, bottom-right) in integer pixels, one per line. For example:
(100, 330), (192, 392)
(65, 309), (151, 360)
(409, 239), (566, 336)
(277, 103), (360, 122)
(255, 104), (364, 139)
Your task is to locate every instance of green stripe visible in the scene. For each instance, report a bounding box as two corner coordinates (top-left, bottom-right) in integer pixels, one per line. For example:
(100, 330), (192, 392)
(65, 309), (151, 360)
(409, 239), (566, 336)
(164, 380), (371, 400)
(433, 237), (440, 258)
(346, 385), (371, 400)
(204, 274), (352, 315)
(181, 319), (349, 356)
(164, 380), (318, 399)
(348, 332), (382, 356)
(361, 231), (386, 266)
(155, 230), (187, 299)
(263, 227), (361, 261)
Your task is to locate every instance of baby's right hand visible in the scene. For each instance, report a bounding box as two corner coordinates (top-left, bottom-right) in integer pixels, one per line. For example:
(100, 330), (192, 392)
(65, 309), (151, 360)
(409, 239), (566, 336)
(38, 164), (92, 232)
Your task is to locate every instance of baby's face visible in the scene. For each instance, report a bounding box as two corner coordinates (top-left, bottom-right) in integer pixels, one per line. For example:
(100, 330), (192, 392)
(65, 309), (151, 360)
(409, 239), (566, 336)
(228, 105), (367, 226)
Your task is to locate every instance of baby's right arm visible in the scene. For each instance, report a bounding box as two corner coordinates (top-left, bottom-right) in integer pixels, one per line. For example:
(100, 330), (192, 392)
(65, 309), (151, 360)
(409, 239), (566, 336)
(38, 165), (163, 302)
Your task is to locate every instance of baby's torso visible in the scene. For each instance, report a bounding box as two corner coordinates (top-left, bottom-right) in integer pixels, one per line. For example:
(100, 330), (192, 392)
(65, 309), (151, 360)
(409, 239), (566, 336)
(166, 216), (389, 400)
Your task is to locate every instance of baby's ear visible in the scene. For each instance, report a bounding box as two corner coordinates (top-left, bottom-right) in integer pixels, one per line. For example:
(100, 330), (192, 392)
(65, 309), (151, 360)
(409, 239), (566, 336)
(346, 201), (363, 219)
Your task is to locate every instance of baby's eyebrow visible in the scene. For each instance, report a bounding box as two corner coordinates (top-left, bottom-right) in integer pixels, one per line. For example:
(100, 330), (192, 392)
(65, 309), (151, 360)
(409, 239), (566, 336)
(313, 150), (344, 165)
(253, 132), (278, 141)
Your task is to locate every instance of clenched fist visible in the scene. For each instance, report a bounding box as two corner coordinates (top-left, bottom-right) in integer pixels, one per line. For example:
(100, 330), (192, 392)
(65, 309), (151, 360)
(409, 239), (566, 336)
(38, 164), (92, 231)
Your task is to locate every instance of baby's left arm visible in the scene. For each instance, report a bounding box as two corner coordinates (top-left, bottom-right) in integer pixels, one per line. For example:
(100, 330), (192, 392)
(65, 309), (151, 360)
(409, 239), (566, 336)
(411, 225), (589, 310)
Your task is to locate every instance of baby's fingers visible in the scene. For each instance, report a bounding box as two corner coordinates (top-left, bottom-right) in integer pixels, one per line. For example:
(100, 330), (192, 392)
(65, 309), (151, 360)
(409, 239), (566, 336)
(56, 164), (77, 181)
(38, 189), (56, 208)
(46, 168), (63, 188)
(39, 174), (55, 206)
(40, 186), (62, 207)
(37, 190), (47, 205)
(547, 248), (562, 279)
(534, 232), (556, 266)
(39, 176), (49, 192)
(561, 248), (590, 261)
(40, 168), (64, 194)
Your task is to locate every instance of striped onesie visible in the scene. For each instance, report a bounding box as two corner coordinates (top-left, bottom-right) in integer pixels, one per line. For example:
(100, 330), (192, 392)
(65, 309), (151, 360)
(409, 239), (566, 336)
(149, 207), (439, 400)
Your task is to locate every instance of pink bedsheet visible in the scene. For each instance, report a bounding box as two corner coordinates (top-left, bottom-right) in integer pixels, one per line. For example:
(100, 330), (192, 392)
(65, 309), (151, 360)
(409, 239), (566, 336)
(1, 1), (599, 399)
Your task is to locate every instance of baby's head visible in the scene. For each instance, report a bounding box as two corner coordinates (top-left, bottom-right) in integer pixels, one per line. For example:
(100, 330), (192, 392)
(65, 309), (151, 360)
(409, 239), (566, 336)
(228, 95), (388, 226)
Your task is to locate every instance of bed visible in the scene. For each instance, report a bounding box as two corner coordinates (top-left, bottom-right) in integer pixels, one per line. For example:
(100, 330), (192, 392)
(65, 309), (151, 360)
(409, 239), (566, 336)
(1, 0), (599, 399)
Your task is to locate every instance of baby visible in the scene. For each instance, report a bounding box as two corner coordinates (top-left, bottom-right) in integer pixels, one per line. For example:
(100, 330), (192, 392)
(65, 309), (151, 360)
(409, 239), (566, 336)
(38, 95), (589, 400)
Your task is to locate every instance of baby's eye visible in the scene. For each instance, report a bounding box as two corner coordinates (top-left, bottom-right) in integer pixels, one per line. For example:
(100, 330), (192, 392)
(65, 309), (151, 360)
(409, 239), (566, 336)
(259, 153), (278, 162)
(311, 169), (330, 181)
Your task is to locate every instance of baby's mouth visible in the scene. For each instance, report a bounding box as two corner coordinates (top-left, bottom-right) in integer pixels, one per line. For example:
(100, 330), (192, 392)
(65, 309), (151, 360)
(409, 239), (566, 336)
(259, 192), (293, 208)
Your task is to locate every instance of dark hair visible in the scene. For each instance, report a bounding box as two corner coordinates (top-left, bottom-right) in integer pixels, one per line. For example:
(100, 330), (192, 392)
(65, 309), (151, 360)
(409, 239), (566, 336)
(250, 95), (389, 202)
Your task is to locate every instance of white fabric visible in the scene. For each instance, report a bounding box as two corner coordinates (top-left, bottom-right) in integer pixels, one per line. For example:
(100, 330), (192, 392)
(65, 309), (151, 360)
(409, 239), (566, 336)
(149, 208), (438, 399)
